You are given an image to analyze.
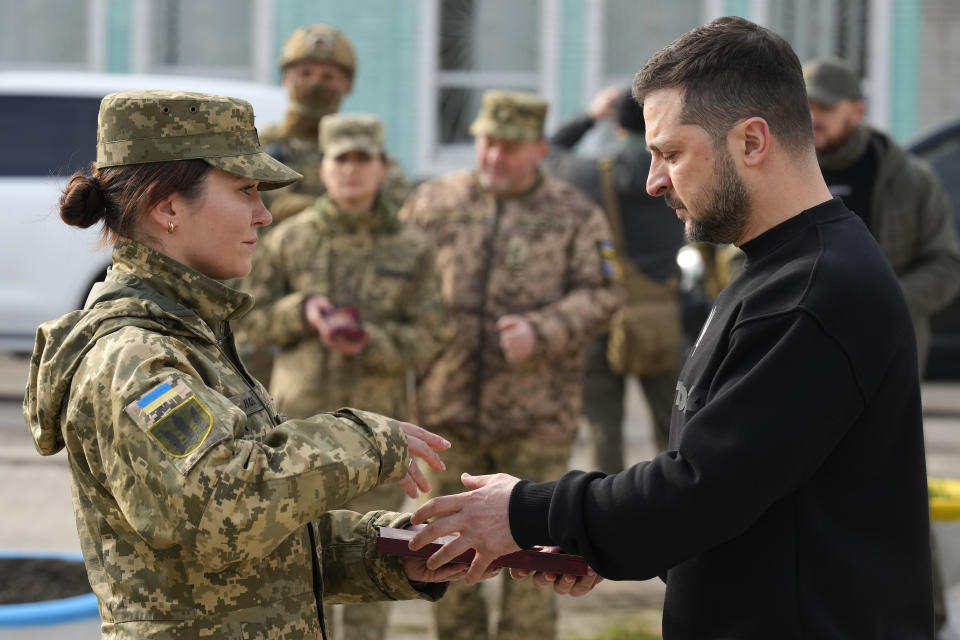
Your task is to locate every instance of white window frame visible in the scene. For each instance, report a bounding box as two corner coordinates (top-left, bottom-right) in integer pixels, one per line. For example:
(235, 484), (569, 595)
(130, 0), (274, 81)
(416, 0), (560, 177)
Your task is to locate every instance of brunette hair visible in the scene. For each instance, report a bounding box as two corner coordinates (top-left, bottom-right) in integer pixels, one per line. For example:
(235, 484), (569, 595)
(58, 160), (210, 242)
(633, 16), (813, 153)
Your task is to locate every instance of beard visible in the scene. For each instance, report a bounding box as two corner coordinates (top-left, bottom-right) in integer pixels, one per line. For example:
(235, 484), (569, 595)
(288, 83), (343, 120)
(667, 149), (749, 245)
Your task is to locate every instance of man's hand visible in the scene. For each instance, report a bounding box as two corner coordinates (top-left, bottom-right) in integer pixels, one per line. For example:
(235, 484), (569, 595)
(509, 548), (603, 596)
(497, 315), (536, 364)
(409, 473), (521, 584)
(402, 556), (503, 583)
(588, 86), (622, 121)
(303, 295), (334, 333)
(397, 422), (450, 499)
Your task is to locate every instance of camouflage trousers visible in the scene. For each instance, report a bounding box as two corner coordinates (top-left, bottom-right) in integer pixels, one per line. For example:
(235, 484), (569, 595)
(423, 432), (572, 640)
(323, 482), (406, 640)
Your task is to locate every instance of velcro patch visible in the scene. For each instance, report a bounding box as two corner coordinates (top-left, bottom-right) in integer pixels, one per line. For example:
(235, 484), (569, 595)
(125, 377), (227, 474)
(597, 240), (622, 283)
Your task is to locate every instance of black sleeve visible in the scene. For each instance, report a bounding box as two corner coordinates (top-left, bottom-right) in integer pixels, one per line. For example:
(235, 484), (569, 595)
(508, 310), (864, 580)
(548, 114), (595, 149)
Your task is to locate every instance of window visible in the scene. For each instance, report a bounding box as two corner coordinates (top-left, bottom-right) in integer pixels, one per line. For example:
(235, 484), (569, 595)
(417, 0), (558, 176)
(0, 0), (97, 71)
(0, 95), (99, 176)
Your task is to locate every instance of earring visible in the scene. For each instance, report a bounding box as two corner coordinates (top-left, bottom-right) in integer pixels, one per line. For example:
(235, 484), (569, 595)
(167, 221), (176, 234)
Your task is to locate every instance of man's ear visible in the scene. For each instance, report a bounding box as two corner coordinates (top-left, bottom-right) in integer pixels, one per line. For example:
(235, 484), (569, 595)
(735, 117), (771, 168)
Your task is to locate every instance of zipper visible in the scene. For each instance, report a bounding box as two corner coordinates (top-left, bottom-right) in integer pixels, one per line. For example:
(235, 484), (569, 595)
(307, 522), (329, 640)
(474, 198), (504, 426)
(217, 321), (283, 425)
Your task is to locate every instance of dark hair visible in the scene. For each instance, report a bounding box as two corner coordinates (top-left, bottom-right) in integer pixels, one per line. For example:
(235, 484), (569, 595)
(615, 88), (645, 133)
(632, 16), (813, 153)
(59, 160), (210, 243)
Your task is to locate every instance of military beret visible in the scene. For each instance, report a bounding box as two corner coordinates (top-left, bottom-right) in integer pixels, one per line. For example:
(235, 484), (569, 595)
(96, 90), (301, 190)
(469, 90), (548, 142)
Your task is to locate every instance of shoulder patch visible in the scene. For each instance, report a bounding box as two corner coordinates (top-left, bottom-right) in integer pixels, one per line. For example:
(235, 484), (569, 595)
(125, 377), (227, 474)
(597, 240), (622, 284)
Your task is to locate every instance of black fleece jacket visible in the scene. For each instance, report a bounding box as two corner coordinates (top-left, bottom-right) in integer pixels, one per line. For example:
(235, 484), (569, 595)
(510, 199), (933, 639)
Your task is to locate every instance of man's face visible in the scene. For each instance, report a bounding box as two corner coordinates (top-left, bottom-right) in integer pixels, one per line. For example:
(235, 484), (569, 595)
(808, 98), (864, 152)
(474, 135), (547, 197)
(282, 61), (352, 96)
(644, 88), (749, 245)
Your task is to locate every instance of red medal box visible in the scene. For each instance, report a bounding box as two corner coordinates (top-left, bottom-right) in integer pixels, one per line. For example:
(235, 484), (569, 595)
(375, 527), (588, 576)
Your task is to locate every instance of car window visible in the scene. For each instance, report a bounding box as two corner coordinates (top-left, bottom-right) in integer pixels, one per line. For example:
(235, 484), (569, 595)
(0, 95), (100, 177)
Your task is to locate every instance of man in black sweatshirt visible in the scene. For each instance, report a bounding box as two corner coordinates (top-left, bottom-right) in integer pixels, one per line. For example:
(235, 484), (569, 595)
(410, 16), (933, 639)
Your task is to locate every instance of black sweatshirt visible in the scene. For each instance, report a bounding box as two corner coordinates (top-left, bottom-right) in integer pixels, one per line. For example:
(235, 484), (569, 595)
(510, 199), (933, 639)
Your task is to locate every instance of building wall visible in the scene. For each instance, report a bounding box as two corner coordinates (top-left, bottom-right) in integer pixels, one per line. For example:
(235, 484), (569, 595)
(917, 0), (960, 136)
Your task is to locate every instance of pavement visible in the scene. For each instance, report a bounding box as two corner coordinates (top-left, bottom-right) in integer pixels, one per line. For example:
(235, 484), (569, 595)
(1, 351), (959, 639)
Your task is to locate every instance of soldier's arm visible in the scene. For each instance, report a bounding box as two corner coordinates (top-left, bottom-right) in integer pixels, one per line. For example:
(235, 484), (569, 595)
(236, 225), (319, 348)
(524, 206), (622, 358)
(316, 510), (447, 603)
(896, 160), (960, 318)
(360, 242), (451, 375)
(78, 329), (409, 572)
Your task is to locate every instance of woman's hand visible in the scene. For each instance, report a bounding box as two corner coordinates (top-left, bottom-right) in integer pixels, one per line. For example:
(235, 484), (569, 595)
(402, 557), (502, 583)
(397, 422), (450, 499)
(509, 548), (603, 596)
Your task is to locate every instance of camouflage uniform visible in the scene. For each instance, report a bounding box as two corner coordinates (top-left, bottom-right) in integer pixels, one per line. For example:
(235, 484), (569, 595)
(22, 91), (443, 639)
(260, 24), (411, 224)
(399, 91), (619, 640)
(24, 239), (444, 638)
(238, 114), (449, 640)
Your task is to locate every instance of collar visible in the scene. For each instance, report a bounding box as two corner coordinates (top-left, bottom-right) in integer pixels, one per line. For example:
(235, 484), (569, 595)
(111, 237), (254, 330)
(315, 193), (397, 234)
(473, 169), (545, 200)
(739, 197), (850, 264)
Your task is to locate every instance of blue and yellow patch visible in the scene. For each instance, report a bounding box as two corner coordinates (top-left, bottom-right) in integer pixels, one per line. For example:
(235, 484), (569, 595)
(125, 377), (221, 466)
(597, 240), (622, 284)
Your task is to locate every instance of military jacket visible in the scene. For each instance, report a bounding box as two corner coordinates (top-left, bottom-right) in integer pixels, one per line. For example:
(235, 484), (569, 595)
(237, 195), (449, 420)
(259, 123), (412, 224)
(23, 239), (442, 639)
(399, 170), (620, 444)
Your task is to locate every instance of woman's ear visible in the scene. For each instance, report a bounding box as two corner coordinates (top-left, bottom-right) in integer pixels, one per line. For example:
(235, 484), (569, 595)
(146, 194), (178, 235)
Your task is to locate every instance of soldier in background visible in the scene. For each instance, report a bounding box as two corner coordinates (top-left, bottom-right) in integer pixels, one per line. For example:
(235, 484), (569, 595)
(260, 24), (411, 224)
(545, 86), (685, 465)
(237, 113), (449, 640)
(400, 90), (619, 640)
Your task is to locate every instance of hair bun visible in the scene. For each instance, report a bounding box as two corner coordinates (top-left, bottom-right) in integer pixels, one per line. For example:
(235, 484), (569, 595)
(59, 173), (108, 229)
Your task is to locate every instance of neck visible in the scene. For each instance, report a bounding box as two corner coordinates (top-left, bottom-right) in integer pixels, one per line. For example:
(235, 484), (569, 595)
(735, 152), (833, 246)
(281, 110), (321, 141)
(333, 192), (378, 213)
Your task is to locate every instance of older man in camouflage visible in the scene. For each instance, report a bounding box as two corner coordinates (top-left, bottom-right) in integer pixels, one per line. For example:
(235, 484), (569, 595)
(400, 90), (620, 640)
(260, 24), (411, 224)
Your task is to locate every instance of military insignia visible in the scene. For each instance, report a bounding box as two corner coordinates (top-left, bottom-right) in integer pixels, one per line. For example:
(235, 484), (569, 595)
(228, 389), (266, 416)
(125, 377), (227, 474)
(597, 240), (622, 283)
(505, 235), (530, 271)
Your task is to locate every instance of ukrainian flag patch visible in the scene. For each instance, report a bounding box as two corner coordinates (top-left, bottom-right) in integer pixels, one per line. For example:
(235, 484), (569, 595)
(597, 240), (622, 283)
(125, 377), (222, 468)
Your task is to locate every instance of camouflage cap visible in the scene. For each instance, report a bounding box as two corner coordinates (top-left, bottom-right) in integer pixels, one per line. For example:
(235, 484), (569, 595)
(282, 24), (357, 78)
(96, 90), (301, 190)
(319, 113), (385, 158)
(469, 90), (547, 142)
(803, 58), (863, 106)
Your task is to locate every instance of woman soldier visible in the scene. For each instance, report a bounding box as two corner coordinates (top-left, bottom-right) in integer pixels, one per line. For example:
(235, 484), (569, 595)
(237, 113), (449, 640)
(22, 90), (469, 639)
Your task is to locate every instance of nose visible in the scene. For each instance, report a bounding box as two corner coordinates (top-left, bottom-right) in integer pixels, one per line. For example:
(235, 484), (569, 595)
(646, 158), (671, 197)
(253, 194), (272, 227)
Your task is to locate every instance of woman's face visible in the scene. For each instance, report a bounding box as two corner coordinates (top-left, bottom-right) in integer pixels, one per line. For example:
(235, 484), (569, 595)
(320, 150), (387, 211)
(164, 168), (272, 280)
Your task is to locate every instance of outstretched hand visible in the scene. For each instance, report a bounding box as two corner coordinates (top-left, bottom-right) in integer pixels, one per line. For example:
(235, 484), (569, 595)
(509, 548), (603, 596)
(409, 472), (521, 584)
(397, 422), (450, 499)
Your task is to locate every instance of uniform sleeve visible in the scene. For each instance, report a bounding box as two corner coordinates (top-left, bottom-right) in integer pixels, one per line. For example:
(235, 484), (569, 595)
(75, 330), (410, 572)
(524, 205), (621, 358)
(896, 160), (960, 318)
(236, 225), (317, 349)
(510, 311), (864, 580)
(316, 510), (447, 603)
(360, 243), (451, 375)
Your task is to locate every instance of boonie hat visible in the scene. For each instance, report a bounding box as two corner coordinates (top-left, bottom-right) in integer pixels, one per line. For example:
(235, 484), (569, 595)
(319, 113), (385, 158)
(469, 90), (548, 142)
(281, 24), (356, 78)
(96, 90), (302, 191)
(803, 58), (863, 106)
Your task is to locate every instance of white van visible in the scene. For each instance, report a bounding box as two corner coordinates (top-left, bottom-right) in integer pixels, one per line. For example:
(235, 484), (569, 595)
(0, 72), (286, 354)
